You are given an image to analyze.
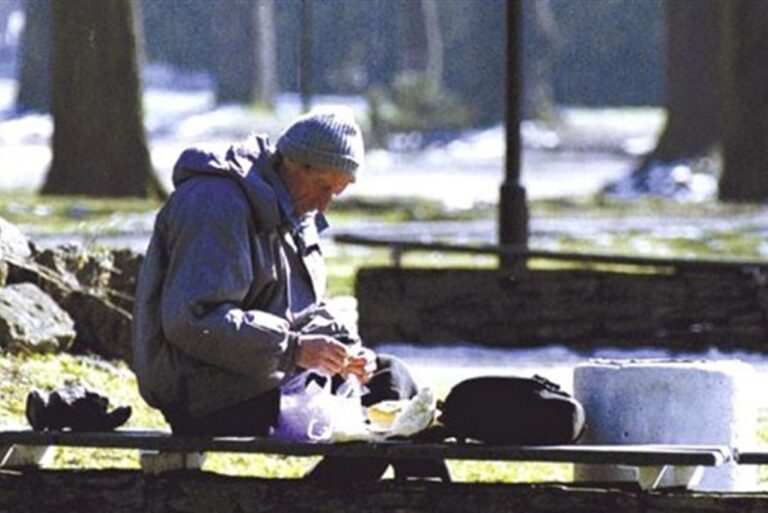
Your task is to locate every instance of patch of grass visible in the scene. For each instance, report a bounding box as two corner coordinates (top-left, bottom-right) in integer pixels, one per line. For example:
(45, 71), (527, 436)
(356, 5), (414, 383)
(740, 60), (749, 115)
(0, 353), (162, 469)
(0, 191), (161, 235)
(530, 228), (768, 263)
(0, 353), (156, 427)
(325, 246), (498, 297)
(0, 192), (495, 240)
(0, 352), (571, 480)
(4, 190), (768, 481)
(532, 194), (767, 220)
(448, 461), (571, 483)
(3, 350), (767, 483)
(329, 196), (495, 223)
(325, 248), (392, 297)
(0, 352), (317, 476)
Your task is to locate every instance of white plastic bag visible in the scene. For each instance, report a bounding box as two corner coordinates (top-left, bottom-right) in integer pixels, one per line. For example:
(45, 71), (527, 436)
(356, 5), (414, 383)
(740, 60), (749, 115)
(272, 371), (332, 442)
(272, 371), (373, 443)
(387, 387), (437, 438)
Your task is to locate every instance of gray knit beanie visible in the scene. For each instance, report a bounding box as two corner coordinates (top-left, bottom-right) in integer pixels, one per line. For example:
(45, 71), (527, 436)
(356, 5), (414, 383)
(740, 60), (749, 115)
(275, 107), (364, 178)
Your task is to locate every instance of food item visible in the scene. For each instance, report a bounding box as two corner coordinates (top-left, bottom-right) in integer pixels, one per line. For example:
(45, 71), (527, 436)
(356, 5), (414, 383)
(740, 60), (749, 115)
(366, 400), (409, 430)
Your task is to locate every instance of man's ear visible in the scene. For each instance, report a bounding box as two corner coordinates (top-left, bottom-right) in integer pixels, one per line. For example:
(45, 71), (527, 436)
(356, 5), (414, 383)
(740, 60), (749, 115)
(280, 157), (300, 177)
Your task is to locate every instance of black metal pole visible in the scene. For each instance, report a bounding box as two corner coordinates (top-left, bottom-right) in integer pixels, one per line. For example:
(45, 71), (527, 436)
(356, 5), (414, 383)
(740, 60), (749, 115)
(299, 0), (313, 113)
(499, 0), (529, 270)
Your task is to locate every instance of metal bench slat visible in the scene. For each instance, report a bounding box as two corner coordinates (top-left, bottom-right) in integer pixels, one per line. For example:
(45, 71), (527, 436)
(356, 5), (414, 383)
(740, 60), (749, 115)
(734, 449), (768, 464)
(0, 429), (730, 466)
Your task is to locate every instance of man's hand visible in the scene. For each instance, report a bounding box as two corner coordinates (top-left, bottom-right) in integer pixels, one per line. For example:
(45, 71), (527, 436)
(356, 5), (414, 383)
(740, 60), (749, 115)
(295, 334), (350, 376)
(295, 335), (377, 383)
(343, 347), (377, 384)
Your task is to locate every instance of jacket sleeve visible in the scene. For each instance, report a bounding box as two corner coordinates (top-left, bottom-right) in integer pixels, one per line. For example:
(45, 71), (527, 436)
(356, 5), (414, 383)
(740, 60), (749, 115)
(160, 177), (300, 376)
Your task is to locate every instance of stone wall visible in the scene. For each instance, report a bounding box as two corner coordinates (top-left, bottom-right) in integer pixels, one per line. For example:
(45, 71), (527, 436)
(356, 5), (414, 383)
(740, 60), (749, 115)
(0, 470), (767, 513)
(356, 266), (768, 351)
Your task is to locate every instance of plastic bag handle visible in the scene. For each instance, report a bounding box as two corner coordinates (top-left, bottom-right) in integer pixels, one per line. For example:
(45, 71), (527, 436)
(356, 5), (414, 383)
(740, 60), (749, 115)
(282, 370), (331, 395)
(336, 374), (366, 398)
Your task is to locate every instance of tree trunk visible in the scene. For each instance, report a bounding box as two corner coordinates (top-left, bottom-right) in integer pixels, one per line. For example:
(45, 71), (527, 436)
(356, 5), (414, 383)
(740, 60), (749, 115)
(462, 0), (505, 126)
(42, 0), (153, 198)
(400, 0), (443, 86)
(522, 0), (558, 122)
(299, 0), (313, 111)
(214, 0), (258, 104)
(719, 1), (768, 202)
(420, 0), (443, 86)
(15, 0), (51, 113)
(651, 0), (720, 162)
(255, 0), (277, 108)
(400, 0), (427, 73)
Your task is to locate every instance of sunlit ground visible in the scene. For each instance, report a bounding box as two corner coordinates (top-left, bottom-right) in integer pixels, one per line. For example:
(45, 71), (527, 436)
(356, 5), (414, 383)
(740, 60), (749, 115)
(2, 181), (768, 486)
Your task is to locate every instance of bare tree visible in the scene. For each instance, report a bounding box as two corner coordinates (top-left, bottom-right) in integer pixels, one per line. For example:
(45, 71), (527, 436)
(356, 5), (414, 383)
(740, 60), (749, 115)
(719, 1), (768, 202)
(299, 0), (313, 111)
(15, 0), (51, 113)
(214, 0), (276, 106)
(255, 0), (276, 107)
(400, 0), (444, 86)
(41, 0), (154, 197)
(649, 0), (720, 163)
(521, 0), (558, 122)
(421, 0), (443, 86)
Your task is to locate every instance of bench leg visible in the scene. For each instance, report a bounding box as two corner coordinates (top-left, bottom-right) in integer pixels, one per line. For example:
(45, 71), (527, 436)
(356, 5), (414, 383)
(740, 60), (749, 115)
(139, 450), (206, 475)
(636, 465), (703, 490)
(0, 445), (52, 469)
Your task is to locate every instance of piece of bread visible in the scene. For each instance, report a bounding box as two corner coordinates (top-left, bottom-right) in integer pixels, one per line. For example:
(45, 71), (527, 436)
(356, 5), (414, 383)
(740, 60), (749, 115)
(366, 400), (408, 430)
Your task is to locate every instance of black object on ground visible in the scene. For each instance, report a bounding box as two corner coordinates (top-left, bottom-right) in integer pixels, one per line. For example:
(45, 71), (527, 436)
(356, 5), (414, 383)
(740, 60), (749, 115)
(25, 385), (131, 432)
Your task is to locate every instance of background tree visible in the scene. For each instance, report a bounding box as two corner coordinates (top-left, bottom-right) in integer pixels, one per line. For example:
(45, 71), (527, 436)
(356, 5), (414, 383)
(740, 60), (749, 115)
(299, 0), (312, 111)
(15, 0), (51, 113)
(362, 0), (399, 88)
(42, 0), (154, 197)
(139, 0), (664, 128)
(551, 0), (662, 107)
(648, 0), (721, 164)
(140, 0), (213, 73)
(255, 0), (276, 108)
(522, 0), (558, 122)
(718, 1), (768, 202)
(445, 0), (505, 125)
(214, 0), (276, 106)
(400, 0), (443, 86)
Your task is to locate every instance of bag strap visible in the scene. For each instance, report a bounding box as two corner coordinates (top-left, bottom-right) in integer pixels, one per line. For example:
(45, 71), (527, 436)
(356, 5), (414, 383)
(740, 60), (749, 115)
(532, 374), (563, 393)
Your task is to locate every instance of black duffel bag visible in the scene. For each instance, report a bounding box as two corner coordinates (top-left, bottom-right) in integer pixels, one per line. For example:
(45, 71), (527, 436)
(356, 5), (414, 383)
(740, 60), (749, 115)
(439, 375), (586, 445)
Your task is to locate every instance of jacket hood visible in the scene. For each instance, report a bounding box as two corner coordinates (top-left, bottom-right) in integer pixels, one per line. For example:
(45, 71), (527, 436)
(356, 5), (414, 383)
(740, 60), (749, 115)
(171, 135), (281, 231)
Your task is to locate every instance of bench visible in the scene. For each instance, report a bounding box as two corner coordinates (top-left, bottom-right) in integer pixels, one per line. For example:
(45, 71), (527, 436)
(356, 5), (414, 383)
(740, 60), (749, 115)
(0, 428), (732, 490)
(733, 449), (768, 465)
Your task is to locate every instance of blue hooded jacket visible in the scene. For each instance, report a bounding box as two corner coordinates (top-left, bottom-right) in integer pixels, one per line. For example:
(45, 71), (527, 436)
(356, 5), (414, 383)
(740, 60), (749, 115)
(132, 135), (328, 416)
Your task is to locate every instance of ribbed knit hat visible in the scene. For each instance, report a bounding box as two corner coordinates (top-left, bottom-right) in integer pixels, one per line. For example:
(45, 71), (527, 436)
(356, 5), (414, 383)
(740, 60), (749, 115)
(276, 107), (364, 178)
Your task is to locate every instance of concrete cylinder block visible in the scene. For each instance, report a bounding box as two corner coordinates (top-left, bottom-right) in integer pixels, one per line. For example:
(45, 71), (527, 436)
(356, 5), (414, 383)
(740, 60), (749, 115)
(573, 359), (758, 491)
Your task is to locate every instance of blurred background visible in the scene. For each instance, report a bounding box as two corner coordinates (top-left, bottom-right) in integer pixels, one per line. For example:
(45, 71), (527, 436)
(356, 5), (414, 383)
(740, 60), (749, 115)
(2, 0), (768, 377)
(2, 0), (753, 250)
(0, 0), (669, 203)
(3, 0), (768, 356)
(3, 0), (768, 483)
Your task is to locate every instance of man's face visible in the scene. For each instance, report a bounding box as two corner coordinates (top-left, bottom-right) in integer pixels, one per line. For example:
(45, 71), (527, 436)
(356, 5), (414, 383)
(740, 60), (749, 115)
(281, 159), (354, 216)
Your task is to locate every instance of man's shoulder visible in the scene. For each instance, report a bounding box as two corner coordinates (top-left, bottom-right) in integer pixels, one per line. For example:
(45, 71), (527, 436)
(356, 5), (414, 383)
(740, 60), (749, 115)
(169, 176), (251, 218)
(169, 174), (281, 233)
(175, 174), (247, 200)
